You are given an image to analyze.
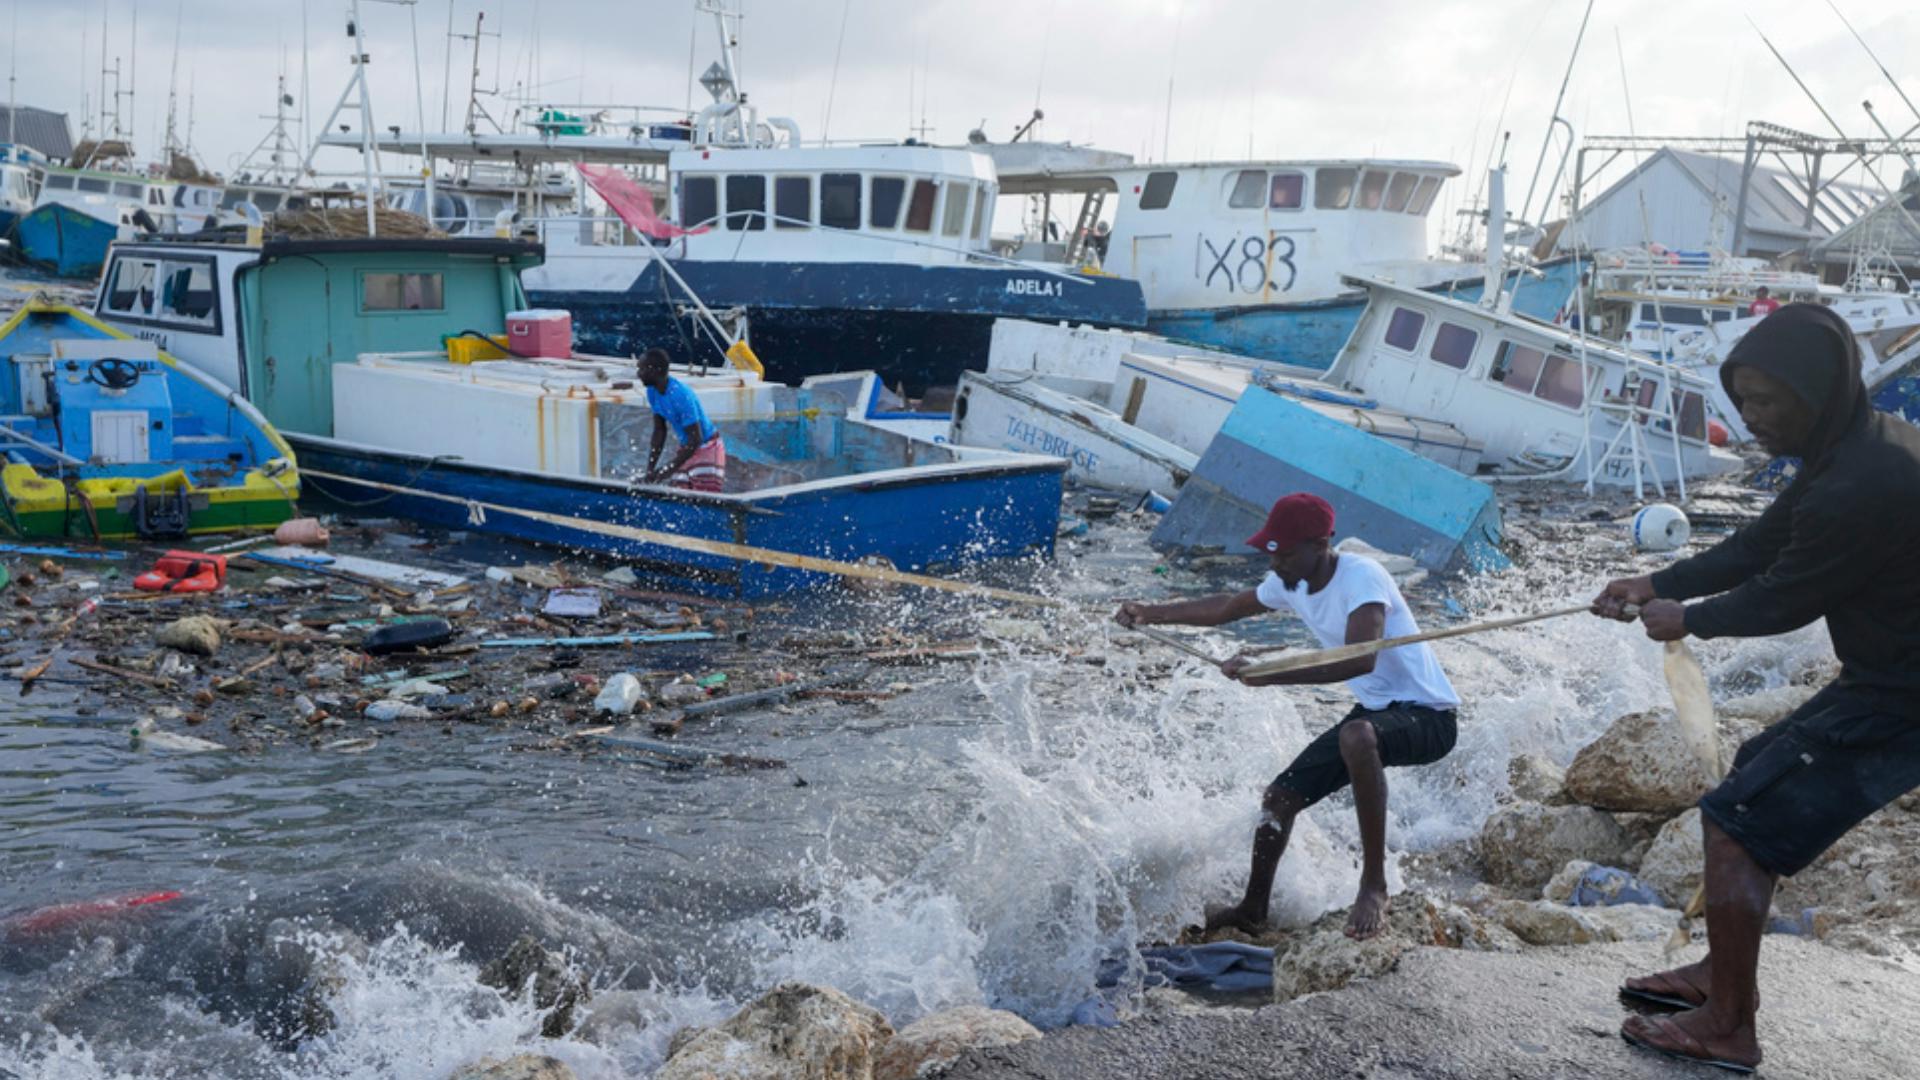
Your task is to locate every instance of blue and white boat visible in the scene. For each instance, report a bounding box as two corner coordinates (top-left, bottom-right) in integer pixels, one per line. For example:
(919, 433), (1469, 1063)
(17, 165), (174, 279)
(994, 157), (1582, 369)
(0, 142), (45, 238)
(91, 233), (1070, 597)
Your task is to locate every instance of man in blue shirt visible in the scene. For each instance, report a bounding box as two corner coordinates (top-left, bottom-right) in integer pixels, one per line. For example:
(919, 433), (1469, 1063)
(640, 348), (726, 491)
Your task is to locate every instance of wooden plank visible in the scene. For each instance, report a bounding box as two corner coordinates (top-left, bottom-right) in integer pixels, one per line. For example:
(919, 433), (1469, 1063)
(652, 665), (868, 735)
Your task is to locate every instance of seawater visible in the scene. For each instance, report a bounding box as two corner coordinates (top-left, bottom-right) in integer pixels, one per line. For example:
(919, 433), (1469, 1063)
(0, 513), (1834, 1078)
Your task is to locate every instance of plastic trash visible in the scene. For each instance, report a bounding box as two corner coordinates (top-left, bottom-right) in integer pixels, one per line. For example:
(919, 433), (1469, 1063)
(485, 567), (515, 583)
(362, 617), (455, 655)
(593, 673), (645, 716)
(364, 700), (433, 721)
(272, 517), (331, 547)
(696, 672), (728, 689)
(1632, 503), (1691, 552)
(1137, 490), (1173, 514)
(1565, 864), (1665, 907)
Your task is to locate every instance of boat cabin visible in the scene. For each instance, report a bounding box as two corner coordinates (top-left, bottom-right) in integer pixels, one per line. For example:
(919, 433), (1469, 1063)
(1327, 275), (1734, 487)
(997, 159), (1461, 307)
(668, 144), (998, 264)
(93, 236), (541, 439)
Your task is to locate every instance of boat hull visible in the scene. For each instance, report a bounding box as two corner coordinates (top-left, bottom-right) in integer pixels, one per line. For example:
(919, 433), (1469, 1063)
(527, 259), (1148, 394)
(1147, 256), (1584, 370)
(1150, 385), (1507, 574)
(16, 203), (119, 279)
(291, 435), (1066, 598)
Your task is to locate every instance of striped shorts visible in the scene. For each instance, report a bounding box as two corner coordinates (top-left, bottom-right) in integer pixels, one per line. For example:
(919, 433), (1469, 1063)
(671, 436), (727, 493)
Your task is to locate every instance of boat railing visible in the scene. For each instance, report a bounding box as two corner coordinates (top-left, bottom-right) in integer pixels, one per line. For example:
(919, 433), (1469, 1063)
(534, 210), (1096, 286)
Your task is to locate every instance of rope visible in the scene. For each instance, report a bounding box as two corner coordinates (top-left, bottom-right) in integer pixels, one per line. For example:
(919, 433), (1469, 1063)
(298, 455), (457, 508)
(297, 466), (1064, 608)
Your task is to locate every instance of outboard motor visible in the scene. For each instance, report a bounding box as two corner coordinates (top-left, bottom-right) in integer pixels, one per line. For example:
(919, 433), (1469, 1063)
(130, 485), (191, 540)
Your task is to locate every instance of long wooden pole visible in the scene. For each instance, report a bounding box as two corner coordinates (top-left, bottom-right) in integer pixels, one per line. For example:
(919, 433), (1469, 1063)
(1239, 604), (1594, 678)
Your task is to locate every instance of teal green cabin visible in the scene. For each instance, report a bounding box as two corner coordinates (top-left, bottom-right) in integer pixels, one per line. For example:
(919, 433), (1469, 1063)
(238, 240), (541, 436)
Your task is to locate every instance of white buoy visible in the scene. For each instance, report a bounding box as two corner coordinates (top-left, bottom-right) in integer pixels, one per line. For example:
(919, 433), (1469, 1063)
(1632, 503), (1691, 552)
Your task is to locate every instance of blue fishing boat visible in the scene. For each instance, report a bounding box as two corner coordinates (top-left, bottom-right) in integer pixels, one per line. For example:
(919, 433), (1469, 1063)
(1150, 384), (1508, 574)
(92, 234), (1069, 597)
(16, 165), (173, 279)
(0, 300), (299, 540)
(0, 143), (45, 238)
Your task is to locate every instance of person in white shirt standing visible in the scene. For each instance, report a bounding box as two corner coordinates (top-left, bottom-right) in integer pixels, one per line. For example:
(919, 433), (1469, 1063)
(1115, 492), (1461, 941)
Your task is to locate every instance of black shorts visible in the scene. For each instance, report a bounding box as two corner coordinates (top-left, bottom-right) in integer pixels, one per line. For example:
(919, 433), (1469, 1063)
(1701, 683), (1920, 877)
(1267, 701), (1459, 810)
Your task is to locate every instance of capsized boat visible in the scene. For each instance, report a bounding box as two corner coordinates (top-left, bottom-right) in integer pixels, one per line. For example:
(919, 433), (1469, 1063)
(0, 301), (299, 539)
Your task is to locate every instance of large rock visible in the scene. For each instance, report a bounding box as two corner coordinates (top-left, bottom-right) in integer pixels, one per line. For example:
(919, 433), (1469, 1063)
(449, 1055), (575, 1080)
(478, 936), (591, 1039)
(873, 1006), (1040, 1080)
(1563, 710), (1716, 813)
(1477, 804), (1633, 890)
(656, 982), (892, 1080)
(1487, 900), (1677, 946)
(156, 615), (224, 657)
(1505, 753), (1566, 805)
(1636, 808), (1703, 907)
(1270, 893), (1517, 1003)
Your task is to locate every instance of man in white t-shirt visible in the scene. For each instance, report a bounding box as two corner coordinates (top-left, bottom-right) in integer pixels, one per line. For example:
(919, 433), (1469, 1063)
(1115, 492), (1460, 941)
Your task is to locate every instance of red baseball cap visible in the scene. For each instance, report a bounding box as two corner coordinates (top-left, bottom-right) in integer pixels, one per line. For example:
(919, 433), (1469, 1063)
(1246, 493), (1335, 553)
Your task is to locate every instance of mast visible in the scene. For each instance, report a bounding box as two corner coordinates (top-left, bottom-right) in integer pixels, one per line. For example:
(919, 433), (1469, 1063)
(1517, 0), (1594, 235)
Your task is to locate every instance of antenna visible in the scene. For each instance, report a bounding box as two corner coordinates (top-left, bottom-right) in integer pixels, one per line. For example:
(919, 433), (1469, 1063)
(1516, 0), (1593, 234)
(299, 0), (386, 234)
(1826, 0), (1920, 126)
(7, 0), (18, 149)
(162, 0), (184, 159)
(1162, 0), (1184, 161)
(821, 0), (849, 142)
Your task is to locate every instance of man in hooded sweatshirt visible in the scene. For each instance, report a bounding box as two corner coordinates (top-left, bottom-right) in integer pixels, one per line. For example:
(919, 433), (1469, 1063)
(1593, 303), (1920, 1072)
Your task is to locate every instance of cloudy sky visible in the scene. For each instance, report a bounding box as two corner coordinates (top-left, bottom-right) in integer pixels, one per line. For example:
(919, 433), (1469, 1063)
(10, 0), (1920, 230)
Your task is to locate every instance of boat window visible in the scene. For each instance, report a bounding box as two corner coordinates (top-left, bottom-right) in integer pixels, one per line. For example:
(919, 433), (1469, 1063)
(1139, 170), (1177, 210)
(1656, 304), (1707, 326)
(941, 181), (970, 237)
(1429, 322), (1478, 369)
(44, 173), (73, 190)
(681, 175), (718, 228)
(220, 188), (247, 209)
(1269, 172), (1304, 210)
(1383, 307), (1427, 352)
(724, 174), (766, 231)
(1384, 172), (1417, 213)
(77, 177), (109, 194)
(1228, 170), (1266, 209)
(870, 175), (906, 228)
(971, 185), (990, 241)
(1673, 389), (1707, 440)
(361, 272), (445, 312)
(159, 262), (216, 324)
(1635, 378), (1662, 416)
(1488, 339), (1546, 392)
(904, 179), (938, 233)
(1315, 167), (1355, 209)
(257, 192), (283, 212)
(1710, 308), (1733, 323)
(146, 186), (166, 204)
(103, 256), (160, 315)
(820, 172), (861, 228)
(774, 176), (811, 229)
(1408, 175), (1441, 215)
(1535, 354), (1585, 408)
(173, 186), (188, 207)
(1357, 170), (1388, 210)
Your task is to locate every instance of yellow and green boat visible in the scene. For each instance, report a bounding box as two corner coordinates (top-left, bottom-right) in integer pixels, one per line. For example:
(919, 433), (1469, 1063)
(0, 301), (299, 540)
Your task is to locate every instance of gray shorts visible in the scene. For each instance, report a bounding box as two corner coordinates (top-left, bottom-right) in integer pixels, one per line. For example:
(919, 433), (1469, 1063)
(1701, 683), (1920, 877)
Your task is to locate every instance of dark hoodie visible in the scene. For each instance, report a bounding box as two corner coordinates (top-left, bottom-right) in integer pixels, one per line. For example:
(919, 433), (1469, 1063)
(1651, 302), (1920, 705)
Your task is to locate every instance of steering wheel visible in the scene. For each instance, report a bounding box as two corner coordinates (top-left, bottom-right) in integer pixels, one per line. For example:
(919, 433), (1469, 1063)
(86, 357), (143, 391)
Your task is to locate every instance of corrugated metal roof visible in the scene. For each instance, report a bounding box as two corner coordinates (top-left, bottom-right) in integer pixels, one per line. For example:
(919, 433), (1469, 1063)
(1813, 176), (1920, 261)
(0, 105), (75, 161)
(1659, 148), (1878, 243)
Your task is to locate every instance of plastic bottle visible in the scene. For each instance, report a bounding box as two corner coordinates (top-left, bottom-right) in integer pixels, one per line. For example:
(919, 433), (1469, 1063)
(364, 700), (433, 721)
(593, 673), (645, 716)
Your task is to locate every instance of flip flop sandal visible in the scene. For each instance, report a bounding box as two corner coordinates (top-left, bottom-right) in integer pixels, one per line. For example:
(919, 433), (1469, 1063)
(1621, 1016), (1758, 1075)
(1619, 984), (1704, 1012)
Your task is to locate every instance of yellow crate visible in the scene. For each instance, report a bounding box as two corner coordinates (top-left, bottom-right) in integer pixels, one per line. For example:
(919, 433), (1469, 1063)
(446, 334), (511, 364)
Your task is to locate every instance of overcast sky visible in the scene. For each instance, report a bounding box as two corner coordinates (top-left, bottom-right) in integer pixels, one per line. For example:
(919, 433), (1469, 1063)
(10, 0), (1920, 230)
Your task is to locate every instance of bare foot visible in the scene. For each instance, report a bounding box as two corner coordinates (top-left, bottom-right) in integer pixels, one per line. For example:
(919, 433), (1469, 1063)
(1203, 902), (1268, 935)
(1621, 1010), (1762, 1072)
(1621, 957), (1713, 1009)
(1344, 885), (1390, 941)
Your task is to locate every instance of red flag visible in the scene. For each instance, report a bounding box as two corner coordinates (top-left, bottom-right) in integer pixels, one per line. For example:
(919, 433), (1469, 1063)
(576, 163), (708, 241)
